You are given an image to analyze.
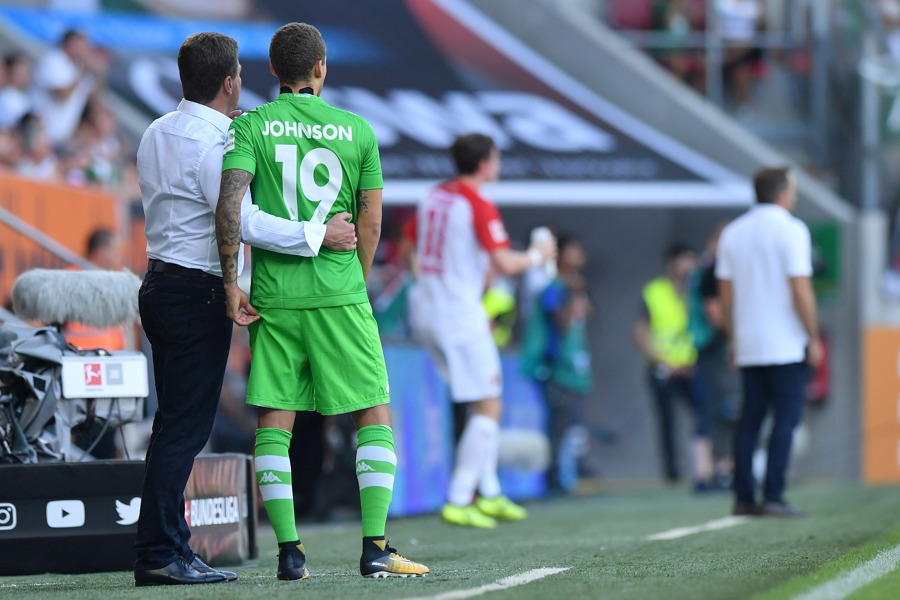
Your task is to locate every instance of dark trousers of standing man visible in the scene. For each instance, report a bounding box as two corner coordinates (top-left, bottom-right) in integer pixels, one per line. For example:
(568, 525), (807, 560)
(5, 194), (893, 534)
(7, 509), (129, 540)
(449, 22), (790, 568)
(732, 362), (808, 506)
(544, 380), (586, 493)
(648, 367), (708, 482)
(135, 269), (232, 570)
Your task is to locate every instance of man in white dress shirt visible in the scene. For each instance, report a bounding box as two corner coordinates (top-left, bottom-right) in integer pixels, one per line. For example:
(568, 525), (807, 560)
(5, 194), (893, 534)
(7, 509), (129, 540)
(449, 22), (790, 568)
(716, 167), (822, 518)
(134, 32), (356, 586)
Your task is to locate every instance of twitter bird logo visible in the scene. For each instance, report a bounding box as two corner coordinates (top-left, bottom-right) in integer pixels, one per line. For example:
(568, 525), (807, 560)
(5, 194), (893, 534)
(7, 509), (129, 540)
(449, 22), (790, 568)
(115, 497), (141, 525)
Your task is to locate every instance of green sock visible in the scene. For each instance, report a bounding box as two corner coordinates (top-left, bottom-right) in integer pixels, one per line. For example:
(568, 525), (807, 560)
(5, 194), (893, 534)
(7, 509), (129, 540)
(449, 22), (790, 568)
(356, 425), (396, 538)
(255, 427), (296, 544)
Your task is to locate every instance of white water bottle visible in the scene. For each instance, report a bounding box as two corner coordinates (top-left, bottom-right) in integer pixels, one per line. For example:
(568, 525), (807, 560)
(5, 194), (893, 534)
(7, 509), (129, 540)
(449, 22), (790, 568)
(530, 226), (557, 278)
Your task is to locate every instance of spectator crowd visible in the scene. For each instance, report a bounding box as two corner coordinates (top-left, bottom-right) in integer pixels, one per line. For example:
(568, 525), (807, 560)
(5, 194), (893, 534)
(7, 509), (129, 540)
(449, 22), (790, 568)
(0, 15), (832, 522)
(0, 30), (132, 193)
(603, 0), (768, 105)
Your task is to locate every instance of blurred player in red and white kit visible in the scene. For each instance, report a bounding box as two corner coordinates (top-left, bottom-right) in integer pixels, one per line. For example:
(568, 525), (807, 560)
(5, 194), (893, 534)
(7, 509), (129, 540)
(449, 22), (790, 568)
(406, 133), (556, 528)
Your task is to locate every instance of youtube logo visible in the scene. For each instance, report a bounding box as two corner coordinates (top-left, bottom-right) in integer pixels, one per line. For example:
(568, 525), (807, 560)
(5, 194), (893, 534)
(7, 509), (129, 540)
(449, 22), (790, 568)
(46, 500), (85, 528)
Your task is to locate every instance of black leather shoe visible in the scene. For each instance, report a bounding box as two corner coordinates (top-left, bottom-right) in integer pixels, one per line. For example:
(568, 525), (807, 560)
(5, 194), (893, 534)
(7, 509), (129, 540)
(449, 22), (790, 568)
(762, 501), (809, 518)
(733, 502), (763, 516)
(191, 555), (237, 582)
(134, 559), (226, 586)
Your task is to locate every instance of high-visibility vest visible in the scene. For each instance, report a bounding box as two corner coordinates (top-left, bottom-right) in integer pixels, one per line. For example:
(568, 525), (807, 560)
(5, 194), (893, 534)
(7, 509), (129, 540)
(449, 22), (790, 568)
(483, 285), (517, 349)
(642, 277), (696, 368)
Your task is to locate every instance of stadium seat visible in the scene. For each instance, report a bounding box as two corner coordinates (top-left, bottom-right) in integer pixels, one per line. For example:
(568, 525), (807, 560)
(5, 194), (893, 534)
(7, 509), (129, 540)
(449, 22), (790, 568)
(610, 0), (654, 30)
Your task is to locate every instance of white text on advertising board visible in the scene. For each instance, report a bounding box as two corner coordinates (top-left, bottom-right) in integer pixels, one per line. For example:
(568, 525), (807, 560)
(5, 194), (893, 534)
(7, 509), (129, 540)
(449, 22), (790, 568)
(185, 496), (240, 527)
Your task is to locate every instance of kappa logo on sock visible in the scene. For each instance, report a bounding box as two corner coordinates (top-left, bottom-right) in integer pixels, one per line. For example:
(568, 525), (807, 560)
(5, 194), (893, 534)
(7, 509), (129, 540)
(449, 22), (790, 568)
(258, 471), (282, 484)
(356, 461), (376, 474)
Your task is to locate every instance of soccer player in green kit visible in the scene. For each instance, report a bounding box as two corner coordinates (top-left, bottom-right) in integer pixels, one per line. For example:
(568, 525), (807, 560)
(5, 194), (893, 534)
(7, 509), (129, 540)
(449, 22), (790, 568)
(215, 23), (429, 580)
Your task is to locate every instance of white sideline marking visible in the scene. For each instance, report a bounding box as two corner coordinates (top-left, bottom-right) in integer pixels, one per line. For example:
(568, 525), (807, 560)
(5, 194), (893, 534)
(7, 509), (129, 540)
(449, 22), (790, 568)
(645, 516), (749, 541)
(792, 543), (900, 600)
(406, 567), (570, 600)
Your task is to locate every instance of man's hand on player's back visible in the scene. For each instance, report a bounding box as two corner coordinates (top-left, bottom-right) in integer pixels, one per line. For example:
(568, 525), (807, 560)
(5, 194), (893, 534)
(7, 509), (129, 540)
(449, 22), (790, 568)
(324, 212), (357, 252)
(224, 283), (260, 327)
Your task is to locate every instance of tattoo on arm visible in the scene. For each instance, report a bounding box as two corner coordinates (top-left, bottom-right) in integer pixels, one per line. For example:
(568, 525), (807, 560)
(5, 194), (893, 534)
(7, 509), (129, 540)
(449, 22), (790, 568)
(216, 169), (254, 284)
(357, 189), (369, 214)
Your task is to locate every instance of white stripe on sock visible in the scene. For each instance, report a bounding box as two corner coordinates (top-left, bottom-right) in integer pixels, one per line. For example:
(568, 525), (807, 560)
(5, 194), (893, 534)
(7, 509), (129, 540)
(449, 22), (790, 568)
(255, 455), (291, 473)
(258, 483), (293, 501)
(356, 446), (397, 465)
(358, 473), (395, 490)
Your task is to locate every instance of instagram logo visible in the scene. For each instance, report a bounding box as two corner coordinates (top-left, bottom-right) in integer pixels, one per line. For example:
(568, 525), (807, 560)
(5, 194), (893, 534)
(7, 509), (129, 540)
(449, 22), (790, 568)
(0, 503), (16, 531)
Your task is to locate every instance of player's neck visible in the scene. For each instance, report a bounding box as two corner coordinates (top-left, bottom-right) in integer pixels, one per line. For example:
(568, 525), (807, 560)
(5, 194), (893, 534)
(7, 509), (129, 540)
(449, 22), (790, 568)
(279, 82), (321, 96)
(456, 174), (486, 191)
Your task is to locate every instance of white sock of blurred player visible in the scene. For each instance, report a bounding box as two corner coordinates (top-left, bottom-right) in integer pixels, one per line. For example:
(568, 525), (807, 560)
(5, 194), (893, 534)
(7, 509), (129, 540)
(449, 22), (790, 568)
(448, 414), (497, 505)
(477, 418), (502, 498)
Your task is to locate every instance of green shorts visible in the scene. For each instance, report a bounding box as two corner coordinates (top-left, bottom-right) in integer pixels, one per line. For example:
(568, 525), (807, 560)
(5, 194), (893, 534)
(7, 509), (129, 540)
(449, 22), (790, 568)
(246, 303), (390, 415)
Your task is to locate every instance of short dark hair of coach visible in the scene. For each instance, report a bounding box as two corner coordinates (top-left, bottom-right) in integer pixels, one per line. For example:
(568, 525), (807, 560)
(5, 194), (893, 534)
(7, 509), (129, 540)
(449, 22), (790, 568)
(177, 32), (239, 104)
(753, 167), (794, 207)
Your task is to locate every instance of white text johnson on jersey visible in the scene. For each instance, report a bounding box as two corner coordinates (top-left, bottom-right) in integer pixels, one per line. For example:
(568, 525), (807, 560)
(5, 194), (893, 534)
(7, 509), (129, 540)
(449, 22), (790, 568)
(260, 120), (353, 141)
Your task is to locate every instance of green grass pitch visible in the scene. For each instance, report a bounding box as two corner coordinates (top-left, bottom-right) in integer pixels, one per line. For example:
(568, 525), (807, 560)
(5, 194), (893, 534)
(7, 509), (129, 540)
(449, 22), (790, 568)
(1, 482), (899, 599)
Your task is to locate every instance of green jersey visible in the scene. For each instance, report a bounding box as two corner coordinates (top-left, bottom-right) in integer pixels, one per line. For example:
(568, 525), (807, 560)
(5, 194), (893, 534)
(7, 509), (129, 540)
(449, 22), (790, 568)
(223, 92), (383, 309)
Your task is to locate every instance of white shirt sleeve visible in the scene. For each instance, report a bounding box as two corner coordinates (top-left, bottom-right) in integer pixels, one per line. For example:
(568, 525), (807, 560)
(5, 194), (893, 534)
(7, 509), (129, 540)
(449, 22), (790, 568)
(199, 142), (225, 212)
(199, 140), (326, 257)
(784, 220), (813, 277)
(715, 231), (733, 280)
(241, 196), (326, 257)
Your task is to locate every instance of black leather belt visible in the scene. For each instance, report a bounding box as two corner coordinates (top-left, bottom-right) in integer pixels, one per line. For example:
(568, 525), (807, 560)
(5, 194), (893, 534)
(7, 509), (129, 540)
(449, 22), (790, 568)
(147, 259), (220, 280)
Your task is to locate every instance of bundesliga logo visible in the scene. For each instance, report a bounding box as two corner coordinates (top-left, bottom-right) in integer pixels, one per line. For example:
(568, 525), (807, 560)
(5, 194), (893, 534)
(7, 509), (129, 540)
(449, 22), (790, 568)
(84, 363), (102, 385)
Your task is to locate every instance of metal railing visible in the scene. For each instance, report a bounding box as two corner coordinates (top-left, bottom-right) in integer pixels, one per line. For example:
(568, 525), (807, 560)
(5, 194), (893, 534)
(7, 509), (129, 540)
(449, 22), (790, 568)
(610, 2), (884, 175)
(0, 206), (96, 270)
(0, 204), (98, 306)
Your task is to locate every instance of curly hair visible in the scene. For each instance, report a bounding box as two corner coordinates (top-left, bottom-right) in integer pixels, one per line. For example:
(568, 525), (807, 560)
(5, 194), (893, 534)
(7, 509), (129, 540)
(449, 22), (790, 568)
(269, 23), (326, 85)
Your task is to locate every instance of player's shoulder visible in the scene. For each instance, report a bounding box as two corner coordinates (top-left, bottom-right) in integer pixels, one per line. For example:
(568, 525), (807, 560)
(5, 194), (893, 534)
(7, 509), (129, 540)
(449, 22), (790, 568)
(229, 104), (269, 127)
(320, 98), (366, 121)
(320, 99), (376, 131)
(459, 183), (496, 211)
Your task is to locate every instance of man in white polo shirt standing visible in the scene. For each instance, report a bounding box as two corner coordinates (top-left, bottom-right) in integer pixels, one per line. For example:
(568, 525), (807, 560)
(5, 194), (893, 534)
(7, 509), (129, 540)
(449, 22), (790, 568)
(716, 167), (822, 517)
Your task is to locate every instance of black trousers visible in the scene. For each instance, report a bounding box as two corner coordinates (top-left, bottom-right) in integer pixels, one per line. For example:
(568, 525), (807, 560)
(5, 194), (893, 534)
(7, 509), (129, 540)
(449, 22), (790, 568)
(733, 362), (808, 505)
(543, 380), (586, 491)
(134, 271), (232, 570)
(647, 367), (709, 482)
